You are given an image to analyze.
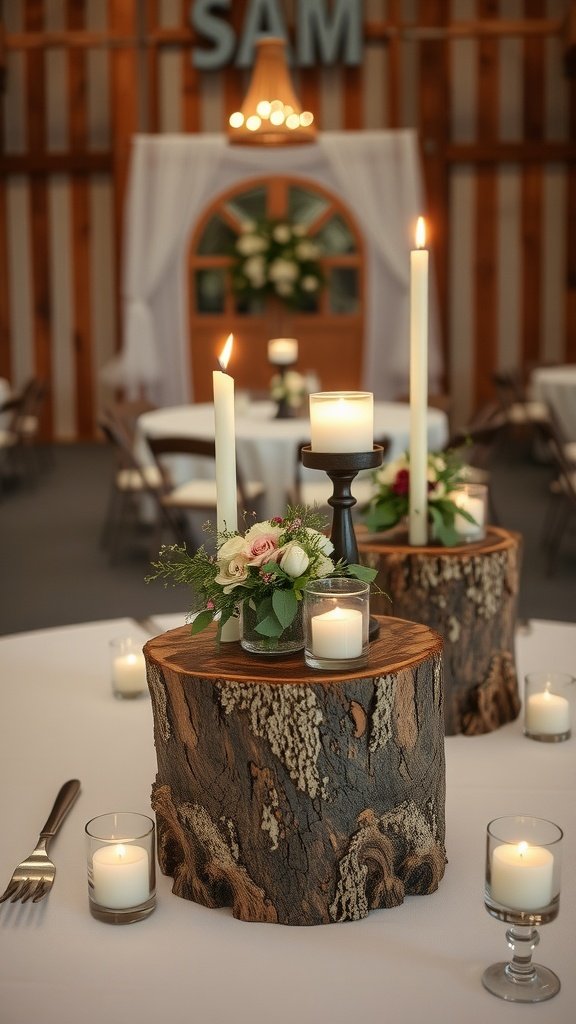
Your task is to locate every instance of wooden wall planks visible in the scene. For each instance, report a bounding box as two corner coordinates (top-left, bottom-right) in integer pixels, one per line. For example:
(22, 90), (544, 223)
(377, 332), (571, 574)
(0, 1), (574, 440)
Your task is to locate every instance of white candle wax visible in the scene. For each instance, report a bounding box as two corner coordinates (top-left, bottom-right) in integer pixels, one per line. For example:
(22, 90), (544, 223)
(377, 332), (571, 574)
(213, 333), (238, 533)
(526, 686), (571, 735)
(491, 841), (554, 911)
(92, 843), (150, 909)
(268, 337), (298, 365)
(311, 606), (363, 660)
(112, 652), (147, 696)
(309, 392), (373, 453)
(454, 494), (485, 540)
(409, 217), (429, 546)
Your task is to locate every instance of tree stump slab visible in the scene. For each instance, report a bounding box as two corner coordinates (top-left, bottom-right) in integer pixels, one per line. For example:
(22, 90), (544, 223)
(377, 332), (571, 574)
(358, 526), (522, 736)
(144, 615), (446, 926)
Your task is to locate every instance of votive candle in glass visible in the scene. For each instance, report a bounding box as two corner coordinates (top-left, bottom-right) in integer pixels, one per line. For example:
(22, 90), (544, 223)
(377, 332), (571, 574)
(110, 636), (148, 699)
(86, 812), (156, 924)
(304, 577), (370, 670)
(524, 672), (573, 742)
(309, 392), (373, 453)
(452, 483), (487, 542)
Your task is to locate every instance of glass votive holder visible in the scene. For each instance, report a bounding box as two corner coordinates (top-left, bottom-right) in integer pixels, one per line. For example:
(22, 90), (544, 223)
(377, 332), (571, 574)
(451, 482), (487, 542)
(483, 815), (563, 1002)
(309, 391), (373, 452)
(304, 577), (370, 670)
(86, 812), (156, 924)
(110, 636), (148, 699)
(524, 671), (573, 742)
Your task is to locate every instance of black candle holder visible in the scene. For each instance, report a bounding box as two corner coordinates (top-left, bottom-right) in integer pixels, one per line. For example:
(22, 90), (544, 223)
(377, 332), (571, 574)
(301, 445), (384, 640)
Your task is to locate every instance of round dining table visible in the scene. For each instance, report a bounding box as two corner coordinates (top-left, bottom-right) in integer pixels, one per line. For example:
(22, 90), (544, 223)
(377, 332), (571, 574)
(136, 400), (449, 520)
(0, 614), (574, 1024)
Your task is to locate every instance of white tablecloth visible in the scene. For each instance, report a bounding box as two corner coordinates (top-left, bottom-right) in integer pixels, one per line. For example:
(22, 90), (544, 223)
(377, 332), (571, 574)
(530, 364), (576, 440)
(0, 616), (574, 1024)
(137, 400), (449, 519)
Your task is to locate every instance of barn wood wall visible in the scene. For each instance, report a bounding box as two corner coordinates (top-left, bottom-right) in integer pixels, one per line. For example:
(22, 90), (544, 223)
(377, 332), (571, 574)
(0, 0), (574, 439)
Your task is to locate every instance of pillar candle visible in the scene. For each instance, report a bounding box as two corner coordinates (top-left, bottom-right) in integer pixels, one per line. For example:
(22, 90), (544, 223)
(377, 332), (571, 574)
(268, 337), (298, 365)
(311, 606), (363, 659)
(309, 392), (373, 452)
(112, 652), (147, 696)
(409, 216), (429, 546)
(526, 685), (570, 736)
(92, 843), (150, 909)
(213, 333), (238, 533)
(491, 841), (554, 911)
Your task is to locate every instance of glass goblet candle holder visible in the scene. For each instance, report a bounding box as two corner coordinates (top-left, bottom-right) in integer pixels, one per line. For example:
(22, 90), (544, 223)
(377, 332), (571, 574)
(483, 815), (563, 1003)
(524, 671), (573, 743)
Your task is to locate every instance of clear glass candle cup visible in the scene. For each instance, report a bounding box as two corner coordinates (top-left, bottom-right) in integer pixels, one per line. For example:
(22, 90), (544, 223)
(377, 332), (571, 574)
(86, 812), (156, 924)
(309, 391), (374, 453)
(524, 671), (573, 742)
(482, 815), (563, 1004)
(451, 482), (488, 542)
(304, 577), (370, 670)
(110, 636), (148, 700)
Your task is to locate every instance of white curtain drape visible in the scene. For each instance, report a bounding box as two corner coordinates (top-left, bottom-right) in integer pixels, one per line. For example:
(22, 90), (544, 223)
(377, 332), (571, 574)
(113, 131), (442, 405)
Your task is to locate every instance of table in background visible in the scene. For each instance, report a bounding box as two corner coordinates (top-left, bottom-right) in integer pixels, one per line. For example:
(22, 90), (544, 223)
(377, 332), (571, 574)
(530, 364), (576, 440)
(0, 615), (574, 1024)
(136, 400), (449, 519)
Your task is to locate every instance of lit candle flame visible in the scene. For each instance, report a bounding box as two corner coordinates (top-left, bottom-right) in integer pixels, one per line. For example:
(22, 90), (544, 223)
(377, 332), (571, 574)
(115, 844), (127, 860)
(517, 841), (528, 858)
(218, 333), (234, 372)
(415, 216), (426, 249)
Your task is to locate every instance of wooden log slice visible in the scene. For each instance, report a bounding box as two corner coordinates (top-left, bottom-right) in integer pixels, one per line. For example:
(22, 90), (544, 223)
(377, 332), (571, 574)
(358, 526), (522, 736)
(144, 615), (446, 926)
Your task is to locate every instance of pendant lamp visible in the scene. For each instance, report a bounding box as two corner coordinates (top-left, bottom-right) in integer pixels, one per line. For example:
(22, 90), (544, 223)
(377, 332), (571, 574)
(228, 37), (316, 145)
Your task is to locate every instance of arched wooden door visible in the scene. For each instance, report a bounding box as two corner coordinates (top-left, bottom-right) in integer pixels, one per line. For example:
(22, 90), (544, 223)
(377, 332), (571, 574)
(187, 177), (364, 401)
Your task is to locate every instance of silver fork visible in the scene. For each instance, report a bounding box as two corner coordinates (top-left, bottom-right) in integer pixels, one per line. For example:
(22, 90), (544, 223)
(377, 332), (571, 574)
(0, 779), (81, 905)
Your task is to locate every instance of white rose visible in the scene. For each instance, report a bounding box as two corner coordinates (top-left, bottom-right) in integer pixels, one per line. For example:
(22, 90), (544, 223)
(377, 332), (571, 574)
(236, 234), (267, 256)
(268, 258), (298, 282)
(272, 224), (291, 244)
(314, 554), (335, 578)
(218, 535), (248, 561)
(306, 528), (333, 556)
(215, 555), (249, 592)
(280, 542), (309, 578)
(301, 275), (319, 292)
(295, 241), (318, 260)
(377, 456), (408, 486)
(244, 255), (266, 287)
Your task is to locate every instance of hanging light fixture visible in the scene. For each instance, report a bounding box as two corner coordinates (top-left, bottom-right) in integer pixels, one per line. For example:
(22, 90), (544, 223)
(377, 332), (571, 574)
(228, 37), (316, 146)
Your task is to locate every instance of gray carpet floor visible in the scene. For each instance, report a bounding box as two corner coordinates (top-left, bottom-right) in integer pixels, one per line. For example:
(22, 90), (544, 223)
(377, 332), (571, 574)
(1, 435), (575, 636)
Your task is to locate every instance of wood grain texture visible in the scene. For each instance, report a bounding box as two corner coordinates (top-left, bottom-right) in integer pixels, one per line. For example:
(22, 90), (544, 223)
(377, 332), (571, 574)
(144, 615), (446, 925)
(359, 526), (522, 736)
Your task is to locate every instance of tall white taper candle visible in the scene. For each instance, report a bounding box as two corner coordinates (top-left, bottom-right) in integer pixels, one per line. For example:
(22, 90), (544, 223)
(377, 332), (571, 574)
(408, 216), (429, 546)
(213, 333), (240, 641)
(213, 333), (238, 533)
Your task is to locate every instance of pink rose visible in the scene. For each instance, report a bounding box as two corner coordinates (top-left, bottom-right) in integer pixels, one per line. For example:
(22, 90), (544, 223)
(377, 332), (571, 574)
(244, 521), (282, 566)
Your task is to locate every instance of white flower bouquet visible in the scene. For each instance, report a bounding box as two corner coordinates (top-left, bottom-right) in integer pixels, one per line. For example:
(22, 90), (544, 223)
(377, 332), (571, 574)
(231, 219), (323, 309)
(148, 506), (375, 643)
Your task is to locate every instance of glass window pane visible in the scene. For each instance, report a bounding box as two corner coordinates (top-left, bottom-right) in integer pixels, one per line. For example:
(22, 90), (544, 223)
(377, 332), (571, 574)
(316, 215), (357, 255)
(195, 269), (226, 313)
(224, 186), (267, 226)
(197, 216), (236, 255)
(288, 186), (329, 229)
(328, 268), (360, 314)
